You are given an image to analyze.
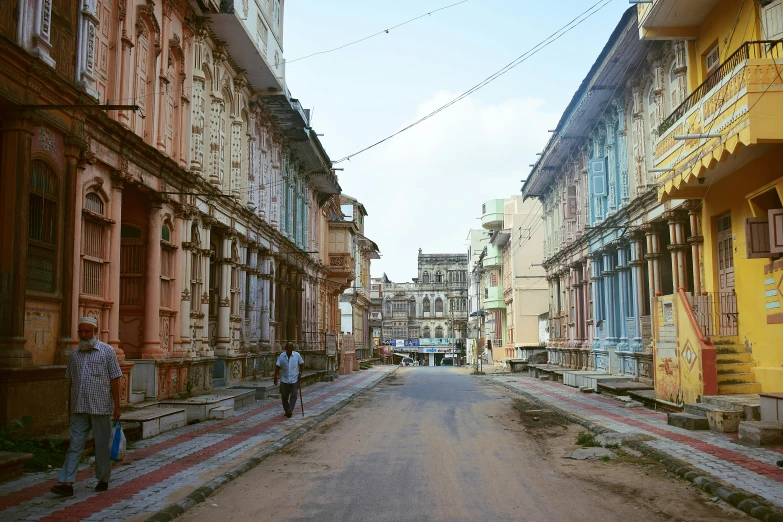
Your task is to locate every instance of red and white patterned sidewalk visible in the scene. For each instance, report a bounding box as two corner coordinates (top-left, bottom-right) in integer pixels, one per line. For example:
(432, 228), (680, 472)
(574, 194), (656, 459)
(0, 368), (393, 521)
(490, 373), (783, 509)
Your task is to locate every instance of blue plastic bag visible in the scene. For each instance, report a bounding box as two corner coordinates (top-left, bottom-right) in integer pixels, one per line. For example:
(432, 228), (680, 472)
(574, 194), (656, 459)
(109, 420), (126, 462)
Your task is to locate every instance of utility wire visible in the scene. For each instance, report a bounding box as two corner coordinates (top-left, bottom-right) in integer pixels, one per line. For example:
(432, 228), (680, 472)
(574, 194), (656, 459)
(332, 0), (616, 164)
(284, 0), (470, 65)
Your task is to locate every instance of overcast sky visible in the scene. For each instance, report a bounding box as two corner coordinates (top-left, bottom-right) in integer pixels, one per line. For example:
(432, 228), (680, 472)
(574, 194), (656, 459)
(283, 0), (629, 282)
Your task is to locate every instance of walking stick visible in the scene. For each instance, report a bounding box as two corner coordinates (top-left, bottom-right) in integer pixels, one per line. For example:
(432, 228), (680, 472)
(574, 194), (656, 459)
(298, 380), (305, 417)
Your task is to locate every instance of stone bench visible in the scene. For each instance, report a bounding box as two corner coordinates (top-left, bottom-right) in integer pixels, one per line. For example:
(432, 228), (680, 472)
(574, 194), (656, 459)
(230, 370), (329, 400)
(0, 451), (32, 483)
(120, 407), (188, 439)
(738, 421), (783, 446)
(683, 403), (743, 433)
(158, 389), (255, 422)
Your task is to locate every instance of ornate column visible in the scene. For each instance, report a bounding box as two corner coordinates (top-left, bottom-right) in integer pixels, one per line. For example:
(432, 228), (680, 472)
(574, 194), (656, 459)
(142, 198), (164, 359)
(199, 217), (214, 357)
(246, 243), (260, 352)
(117, 8), (133, 128)
(215, 234), (233, 355)
(0, 114), (35, 367)
(605, 119), (617, 216)
(602, 248), (618, 347)
(686, 201), (704, 295)
(667, 211), (689, 291)
(29, 0), (56, 67)
(630, 229), (647, 351)
(644, 223), (663, 297)
(108, 171), (126, 356)
(76, 0), (99, 98)
(615, 100), (630, 206)
(615, 241), (630, 352)
(589, 251), (603, 352)
(259, 252), (272, 350)
(177, 207), (194, 358)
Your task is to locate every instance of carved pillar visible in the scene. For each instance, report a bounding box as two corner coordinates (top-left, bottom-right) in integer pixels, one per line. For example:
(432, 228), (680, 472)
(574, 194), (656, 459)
(260, 252), (272, 350)
(108, 172), (125, 357)
(616, 240), (633, 352)
(118, 15), (133, 128)
(216, 235), (233, 355)
(630, 230), (646, 351)
(246, 245), (259, 351)
(142, 199), (164, 358)
(30, 0), (56, 67)
(687, 202), (704, 295)
(602, 248), (618, 345)
(644, 223), (663, 297)
(199, 218), (214, 357)
(0, 116), (34, 367)
(76, 0), (99, 98)
(667, 211), (688, 291)
(589, 253), (603, 349)
(175, 208), (192, 358)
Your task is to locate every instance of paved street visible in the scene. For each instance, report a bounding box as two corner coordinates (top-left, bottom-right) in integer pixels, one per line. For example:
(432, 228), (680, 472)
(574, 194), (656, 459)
(0, 369), (393, 521)
(180, 367), (748, 522)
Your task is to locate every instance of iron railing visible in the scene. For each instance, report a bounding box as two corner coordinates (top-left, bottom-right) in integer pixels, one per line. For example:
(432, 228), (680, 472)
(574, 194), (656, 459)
(660, 40), (783, 132)
(688, 292), (738, 337)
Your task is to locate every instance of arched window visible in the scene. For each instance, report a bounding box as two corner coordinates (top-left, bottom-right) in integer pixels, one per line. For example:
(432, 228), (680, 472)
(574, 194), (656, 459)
(422, 271), (430, 283)
(435, 298), (444, 313)
(27, 160), (59, 293)
(423, 297), (430, 313)
(423, 326), (431, 338)
(435, 326), (444, 338)
(435, 271), (443, 283)
(409, 298), (416, 317)
(160, 223), (174, 309)
(82, 191), (107, 297)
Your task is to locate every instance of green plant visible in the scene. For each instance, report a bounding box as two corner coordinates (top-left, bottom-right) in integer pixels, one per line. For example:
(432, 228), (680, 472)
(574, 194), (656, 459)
(185, 376), (195, 396)
(0, 419), (24, 451)
(576, 431), (600, 448)
(600, 456), (612, 462)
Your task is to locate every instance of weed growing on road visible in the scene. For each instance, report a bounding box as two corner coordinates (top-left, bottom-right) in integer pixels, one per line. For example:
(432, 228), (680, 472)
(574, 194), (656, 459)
(576, 431), (600, 448)
(600, 456), (612, 462)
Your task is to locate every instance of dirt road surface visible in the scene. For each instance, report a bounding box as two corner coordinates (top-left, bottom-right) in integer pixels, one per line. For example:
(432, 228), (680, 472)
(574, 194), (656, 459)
(180, 367), (748, 522)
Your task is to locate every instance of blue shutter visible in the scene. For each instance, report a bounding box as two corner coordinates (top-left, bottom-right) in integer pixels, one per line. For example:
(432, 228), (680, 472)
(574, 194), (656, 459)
(591, 159), (607, 197)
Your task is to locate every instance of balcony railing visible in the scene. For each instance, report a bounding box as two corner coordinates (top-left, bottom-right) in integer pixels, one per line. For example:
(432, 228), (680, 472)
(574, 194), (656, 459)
(660, 41), (783, 133)
(687, 292), (738, 337)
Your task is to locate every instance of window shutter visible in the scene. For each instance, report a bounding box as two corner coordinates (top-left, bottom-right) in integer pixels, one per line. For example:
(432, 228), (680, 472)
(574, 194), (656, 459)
(746, 217), (771, 258)
(762, 0), (783, 41)
(769, 209), (783, 254)
(565, 185), (577, 220)
(590, 159), (606, 196)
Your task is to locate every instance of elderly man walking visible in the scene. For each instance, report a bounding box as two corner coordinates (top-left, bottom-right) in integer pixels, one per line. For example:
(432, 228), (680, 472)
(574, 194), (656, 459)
(273, 342), (304, 418)
(50, 317), (123, 497)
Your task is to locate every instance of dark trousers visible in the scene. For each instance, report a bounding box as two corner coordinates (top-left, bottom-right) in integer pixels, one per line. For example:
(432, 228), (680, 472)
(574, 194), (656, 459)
(280, 381), (299, 413)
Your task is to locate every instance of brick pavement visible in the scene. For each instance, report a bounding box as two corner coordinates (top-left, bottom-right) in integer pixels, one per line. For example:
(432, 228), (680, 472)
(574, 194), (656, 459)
(0, 368), (393, 521)
(490, 373), (783, 509)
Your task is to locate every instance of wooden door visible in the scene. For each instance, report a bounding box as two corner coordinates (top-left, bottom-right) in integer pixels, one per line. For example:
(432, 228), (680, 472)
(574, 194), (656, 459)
(717, 213), (734, 292)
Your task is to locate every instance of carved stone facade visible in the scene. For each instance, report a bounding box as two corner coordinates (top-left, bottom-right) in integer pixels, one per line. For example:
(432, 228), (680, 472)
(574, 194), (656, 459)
(0, 0), (353, 432)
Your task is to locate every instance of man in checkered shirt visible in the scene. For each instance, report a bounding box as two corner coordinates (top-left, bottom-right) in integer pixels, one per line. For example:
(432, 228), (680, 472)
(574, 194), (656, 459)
(50, 317), (123, 497)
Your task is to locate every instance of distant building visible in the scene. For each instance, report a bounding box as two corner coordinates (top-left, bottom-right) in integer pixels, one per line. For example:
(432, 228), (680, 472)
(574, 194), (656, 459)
(380, 250), (469, 366)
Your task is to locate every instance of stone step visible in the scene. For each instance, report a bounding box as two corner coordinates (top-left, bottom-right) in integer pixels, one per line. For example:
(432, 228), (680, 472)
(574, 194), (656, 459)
(716, 352), (753, 363)
(717, 382), (762, 395)
(667, 412), (710, 431)
(683, 404), (743, 433)
(702, 395), (761, 421)
(717, 372), (757, 384)
(119, 407), (188, 439)
(0, 451), (33, 483)
(129, 391), (146, 405)
(209, 406), (234, 420)
(213, 389), (255, 410)
(715, 361), (755, 373)
(738, 421), (783, 446)
(158, 390), (253, 422)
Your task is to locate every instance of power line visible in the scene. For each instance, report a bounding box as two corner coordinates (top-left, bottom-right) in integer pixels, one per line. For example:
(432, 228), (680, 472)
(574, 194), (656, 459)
(332, 0), (616, 164)
(285, 0), (470, 65)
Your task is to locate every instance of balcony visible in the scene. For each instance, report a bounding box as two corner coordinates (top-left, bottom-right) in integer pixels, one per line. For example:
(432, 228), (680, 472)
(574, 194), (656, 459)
(481, 199), (504, 231)
(637, 0), (720, 40)
(654, 41), (783, 202)
(327, 252), (355, 290)
(484, 244), (502, 269)
(484, 286), (505, 311)
(205, 1), (284, 92)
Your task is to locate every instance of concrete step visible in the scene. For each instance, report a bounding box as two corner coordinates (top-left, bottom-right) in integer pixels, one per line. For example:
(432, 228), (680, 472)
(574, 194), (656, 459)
(702, 395), (761, 421)
(738, 421), (783, 446)
(209, 406), (234, 420)
(119, 407), (188, 439)
(158, 394), (239, 422)
(717, 372), (757, 384)
(213, 389), (255, 410)
(718, 382), (762, 395)
(667, 412), (710, 431)
(683, 404), (743, 433)
(716, 352), (753, 363)
(129, 391), (146, 405)
(715, 361), (755, 373)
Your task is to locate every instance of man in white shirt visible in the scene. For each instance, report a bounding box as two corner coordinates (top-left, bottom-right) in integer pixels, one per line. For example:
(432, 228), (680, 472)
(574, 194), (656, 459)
(274, 342), (305, 418)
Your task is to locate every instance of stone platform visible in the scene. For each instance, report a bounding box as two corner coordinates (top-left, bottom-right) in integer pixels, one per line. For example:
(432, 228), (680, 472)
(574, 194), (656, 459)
(119, 407), (188, 439)
(158, 389), (255, 422)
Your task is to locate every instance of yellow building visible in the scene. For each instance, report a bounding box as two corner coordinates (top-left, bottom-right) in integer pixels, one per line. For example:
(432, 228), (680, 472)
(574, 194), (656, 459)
(643, 0), (783, 394)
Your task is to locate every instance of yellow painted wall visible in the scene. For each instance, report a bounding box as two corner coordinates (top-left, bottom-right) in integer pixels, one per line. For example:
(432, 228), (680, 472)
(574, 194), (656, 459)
(687, 1), (761, 87)
(701, 146), (783, 392)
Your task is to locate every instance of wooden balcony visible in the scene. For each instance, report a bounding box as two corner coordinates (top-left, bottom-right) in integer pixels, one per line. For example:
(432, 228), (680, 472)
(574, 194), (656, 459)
(327, 252), (355, 290)
(654, 41), (783, 202)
